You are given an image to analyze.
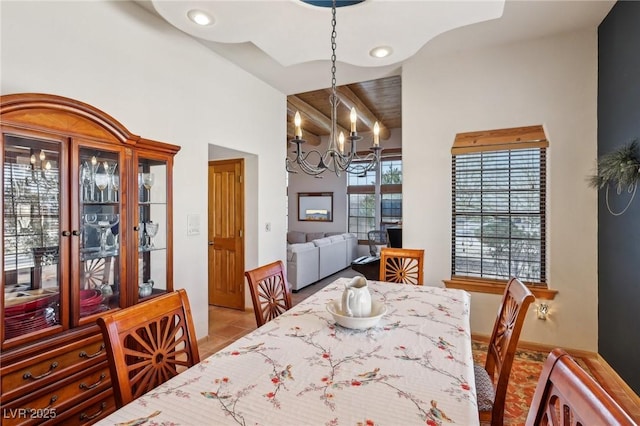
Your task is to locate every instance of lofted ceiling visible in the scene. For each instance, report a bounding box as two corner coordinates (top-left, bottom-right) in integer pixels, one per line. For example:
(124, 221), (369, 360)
(287, 75), (401, 145)
(134, 0), (615, 143)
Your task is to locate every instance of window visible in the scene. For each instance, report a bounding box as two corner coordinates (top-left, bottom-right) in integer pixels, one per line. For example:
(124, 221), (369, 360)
(348, 151), (402, 241)
(3, 136), (60, 280)
(449, 126), (548, 286)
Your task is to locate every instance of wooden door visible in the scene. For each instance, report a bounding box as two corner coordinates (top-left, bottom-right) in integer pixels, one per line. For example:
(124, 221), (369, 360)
(208, 159), (244, 309)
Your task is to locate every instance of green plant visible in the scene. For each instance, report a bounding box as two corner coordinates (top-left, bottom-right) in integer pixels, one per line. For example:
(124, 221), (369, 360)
(589, 140), (640, 190)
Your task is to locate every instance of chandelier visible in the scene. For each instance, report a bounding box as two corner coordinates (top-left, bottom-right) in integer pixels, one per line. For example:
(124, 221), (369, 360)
(286, 0), (383, 177)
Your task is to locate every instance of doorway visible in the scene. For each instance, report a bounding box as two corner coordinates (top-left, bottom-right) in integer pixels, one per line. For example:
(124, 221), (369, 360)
(208, 159), (245, 309)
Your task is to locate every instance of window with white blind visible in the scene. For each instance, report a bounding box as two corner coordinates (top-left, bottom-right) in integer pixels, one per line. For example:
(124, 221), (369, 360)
(449, 126), (548, 286)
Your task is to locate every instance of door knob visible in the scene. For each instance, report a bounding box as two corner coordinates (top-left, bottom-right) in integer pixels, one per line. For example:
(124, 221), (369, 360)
(208, 241), (214, 246)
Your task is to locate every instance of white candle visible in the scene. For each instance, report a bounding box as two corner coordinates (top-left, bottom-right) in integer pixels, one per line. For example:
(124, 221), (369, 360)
(350, 107), (357, 133)
(338, 132), (345, 153)
(294, 111), (302, 138)
(373, 122), (380, 146)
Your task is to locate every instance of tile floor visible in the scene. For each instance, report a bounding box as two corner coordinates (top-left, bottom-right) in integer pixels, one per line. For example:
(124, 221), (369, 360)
(199, 267), (359, 358)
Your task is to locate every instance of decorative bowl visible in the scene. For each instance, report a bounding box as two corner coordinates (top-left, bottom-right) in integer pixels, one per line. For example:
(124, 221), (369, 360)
(326, 300), (387, 330)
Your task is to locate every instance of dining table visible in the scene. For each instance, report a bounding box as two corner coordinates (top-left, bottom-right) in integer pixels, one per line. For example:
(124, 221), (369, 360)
(95, 278), (479, 426)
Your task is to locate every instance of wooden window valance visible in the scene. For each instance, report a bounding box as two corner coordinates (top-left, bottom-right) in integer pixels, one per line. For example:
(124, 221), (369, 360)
(451, 125), (549, 155)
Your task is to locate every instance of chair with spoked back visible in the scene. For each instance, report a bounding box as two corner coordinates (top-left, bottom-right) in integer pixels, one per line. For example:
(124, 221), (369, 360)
(525, 348), (635, 426)
(245, 260), (293, 327)
(475, 276), (535, 425)
(379, 247), (424, 285)
(97, 289), (200, 408)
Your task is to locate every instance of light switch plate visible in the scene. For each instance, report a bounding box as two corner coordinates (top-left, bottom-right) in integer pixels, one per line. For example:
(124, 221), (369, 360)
(187, 214), (200, 236)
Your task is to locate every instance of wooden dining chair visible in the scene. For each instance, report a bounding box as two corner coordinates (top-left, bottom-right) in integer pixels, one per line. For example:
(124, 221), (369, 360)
(245, 260), (293, 327)
(475, 277), (535, 426)
(97, 289), (200, 407)
(379, 247), (424, 285)
(525, 348), (635, 426)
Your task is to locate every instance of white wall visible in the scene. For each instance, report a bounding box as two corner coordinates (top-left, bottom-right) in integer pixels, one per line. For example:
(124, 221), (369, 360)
(1, 1), (287, 339)
(403, 30), (598, 351)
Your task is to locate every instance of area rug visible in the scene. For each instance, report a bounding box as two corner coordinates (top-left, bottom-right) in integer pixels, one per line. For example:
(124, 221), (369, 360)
(471, 340), (593, 425)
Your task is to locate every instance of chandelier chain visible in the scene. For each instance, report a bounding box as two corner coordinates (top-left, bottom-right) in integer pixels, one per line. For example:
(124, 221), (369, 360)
(329, 0), (339, 152)
(330, 0), (337, 93)
(286, 0), (382, 177)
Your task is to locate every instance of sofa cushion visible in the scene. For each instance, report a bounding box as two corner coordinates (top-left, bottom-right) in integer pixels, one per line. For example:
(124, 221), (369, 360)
(287, 231), (307, 244)
(288, 242), (316, 253)
(312, 237), (332, 247)
(325, 231), (344, 237)
(287, 242), (317, 261)
(306, 232), (326, 242)
(329, 235), (344, 242)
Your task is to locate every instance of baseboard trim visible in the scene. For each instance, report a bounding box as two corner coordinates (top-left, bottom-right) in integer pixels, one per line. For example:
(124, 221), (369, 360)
(595, 353), (640, 406)
(470, 333), (597, 360)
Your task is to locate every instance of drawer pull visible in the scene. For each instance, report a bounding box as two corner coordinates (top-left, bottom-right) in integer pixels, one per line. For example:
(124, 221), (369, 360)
(79, 373), (106, 391)
(79, 344), (105, 359)
(23, 362), (59, 380)
(79, 402), (106, 421)
(27, 395), (58, 411)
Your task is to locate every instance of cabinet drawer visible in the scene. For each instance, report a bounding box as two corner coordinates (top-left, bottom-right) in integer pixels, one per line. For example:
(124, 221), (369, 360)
(44, 390), (115, 426)
(1, 363), (111, 426)
(1, 336), (106, 402)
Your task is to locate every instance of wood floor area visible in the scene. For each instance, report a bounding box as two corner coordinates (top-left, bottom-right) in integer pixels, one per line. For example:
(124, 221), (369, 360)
(199, 268), (640, 423)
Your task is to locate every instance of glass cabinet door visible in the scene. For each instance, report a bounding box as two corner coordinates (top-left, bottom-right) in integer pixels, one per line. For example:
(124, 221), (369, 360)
(3, 134), (63, 340)
(137, 156), (168, 300)
(78, 147), (122, 319)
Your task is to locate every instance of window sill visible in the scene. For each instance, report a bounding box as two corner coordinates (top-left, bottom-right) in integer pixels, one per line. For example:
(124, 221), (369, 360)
(443, 277), (558, 300)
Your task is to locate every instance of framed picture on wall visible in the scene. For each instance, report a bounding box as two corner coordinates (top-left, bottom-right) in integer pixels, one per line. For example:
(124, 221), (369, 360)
(298, 192), (333, 222)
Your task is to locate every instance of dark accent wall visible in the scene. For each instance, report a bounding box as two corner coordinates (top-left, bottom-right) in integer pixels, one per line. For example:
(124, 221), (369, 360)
(598, 1), (640, 395)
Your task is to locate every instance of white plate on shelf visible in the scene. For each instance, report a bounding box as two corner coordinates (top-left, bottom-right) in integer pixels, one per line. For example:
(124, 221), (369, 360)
(326, 300), (387, 330)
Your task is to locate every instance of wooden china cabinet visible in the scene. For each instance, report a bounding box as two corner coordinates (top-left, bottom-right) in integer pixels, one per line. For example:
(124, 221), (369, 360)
(0, 94), (180, 424)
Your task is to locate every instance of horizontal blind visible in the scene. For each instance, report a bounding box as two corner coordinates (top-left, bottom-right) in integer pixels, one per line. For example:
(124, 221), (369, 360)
(451, 147), (546, 283)
(3, 162), (61, 271)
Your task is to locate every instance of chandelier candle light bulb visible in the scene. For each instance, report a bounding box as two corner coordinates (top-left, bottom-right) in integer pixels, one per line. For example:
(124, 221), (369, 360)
(294, 111), (302, 138)
(350, 107), (357, 133)
(373, 122), (380, 147)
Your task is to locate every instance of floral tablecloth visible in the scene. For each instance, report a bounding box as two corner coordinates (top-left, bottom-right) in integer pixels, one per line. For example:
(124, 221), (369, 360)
(96, 278), (478, 426)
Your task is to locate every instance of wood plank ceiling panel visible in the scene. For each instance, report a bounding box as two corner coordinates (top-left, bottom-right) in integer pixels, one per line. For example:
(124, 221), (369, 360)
(286, 75), (401, 144)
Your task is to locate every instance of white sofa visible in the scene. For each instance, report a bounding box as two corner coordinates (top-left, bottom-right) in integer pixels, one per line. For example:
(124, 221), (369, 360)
(287, 231), (357, 291)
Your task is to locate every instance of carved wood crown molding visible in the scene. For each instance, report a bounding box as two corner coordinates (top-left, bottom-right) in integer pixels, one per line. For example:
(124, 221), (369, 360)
(0, 93), (180, 154)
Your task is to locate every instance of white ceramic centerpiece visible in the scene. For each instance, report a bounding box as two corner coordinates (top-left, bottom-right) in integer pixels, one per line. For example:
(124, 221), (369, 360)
(327, 299), (387, 330)
(341, 276), (371, 317)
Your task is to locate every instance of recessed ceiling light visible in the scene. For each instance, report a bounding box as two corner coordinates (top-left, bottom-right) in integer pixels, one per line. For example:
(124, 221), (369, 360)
(369, 46), (393, 58)
(187, 9), (213, 26)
